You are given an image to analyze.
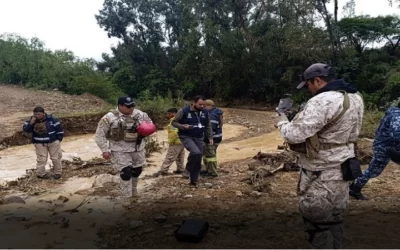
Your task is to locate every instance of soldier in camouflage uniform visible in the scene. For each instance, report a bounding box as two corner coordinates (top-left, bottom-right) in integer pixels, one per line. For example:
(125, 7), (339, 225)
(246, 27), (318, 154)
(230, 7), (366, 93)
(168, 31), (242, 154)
(350, 106), (400, 200)
(95, 97), (153, 204)
(274, 63), (364, 249)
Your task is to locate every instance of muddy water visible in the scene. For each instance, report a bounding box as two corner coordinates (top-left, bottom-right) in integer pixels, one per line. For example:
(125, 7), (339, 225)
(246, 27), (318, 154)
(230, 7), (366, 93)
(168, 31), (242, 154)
(0, 124), (281, 184)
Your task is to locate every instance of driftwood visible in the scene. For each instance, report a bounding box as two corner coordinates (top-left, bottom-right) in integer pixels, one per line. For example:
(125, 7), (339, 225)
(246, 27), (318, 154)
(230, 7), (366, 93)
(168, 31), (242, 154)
(242, 151), (300, 186)
(251, 163), (285, 187)
(62, 156), (111, 170)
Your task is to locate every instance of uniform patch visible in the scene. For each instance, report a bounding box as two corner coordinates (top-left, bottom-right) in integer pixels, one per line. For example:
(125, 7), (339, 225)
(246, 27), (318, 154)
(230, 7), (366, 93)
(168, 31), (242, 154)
(102, 118), (110, 124)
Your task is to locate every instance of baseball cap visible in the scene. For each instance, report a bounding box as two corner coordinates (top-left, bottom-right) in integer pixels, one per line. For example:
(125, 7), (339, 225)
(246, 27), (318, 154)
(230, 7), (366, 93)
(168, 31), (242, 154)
(297, 63), (335, 89)
(167, 108), (178, 113)
(117, 96), (135, 106)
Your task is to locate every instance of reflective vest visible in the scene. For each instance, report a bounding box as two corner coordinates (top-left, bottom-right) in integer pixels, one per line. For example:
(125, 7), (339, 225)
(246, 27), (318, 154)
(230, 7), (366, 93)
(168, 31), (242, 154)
(167, 117), (182, 145)
(178, 106), (209, 138)
(207, 107), (223, 144)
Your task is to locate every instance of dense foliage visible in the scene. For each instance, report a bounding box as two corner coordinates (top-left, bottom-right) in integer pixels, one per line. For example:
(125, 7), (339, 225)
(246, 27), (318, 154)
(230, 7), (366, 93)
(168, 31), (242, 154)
(94, 0), (400, 107)
(0, 33), (122, 104)
(0, 0), (399, 110)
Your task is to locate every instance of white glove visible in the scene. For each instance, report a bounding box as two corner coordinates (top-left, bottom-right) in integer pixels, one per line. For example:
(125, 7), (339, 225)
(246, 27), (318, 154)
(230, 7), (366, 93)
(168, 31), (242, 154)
(273, 113), (289, 128)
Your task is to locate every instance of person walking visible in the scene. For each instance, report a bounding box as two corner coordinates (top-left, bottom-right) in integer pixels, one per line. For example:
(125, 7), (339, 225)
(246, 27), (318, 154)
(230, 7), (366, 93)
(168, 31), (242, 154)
(172, 95), (213, 186)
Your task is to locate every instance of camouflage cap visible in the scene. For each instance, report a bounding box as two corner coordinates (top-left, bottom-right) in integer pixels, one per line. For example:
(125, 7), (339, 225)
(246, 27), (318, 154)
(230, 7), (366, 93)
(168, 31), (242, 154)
(297, 63), (335, 89)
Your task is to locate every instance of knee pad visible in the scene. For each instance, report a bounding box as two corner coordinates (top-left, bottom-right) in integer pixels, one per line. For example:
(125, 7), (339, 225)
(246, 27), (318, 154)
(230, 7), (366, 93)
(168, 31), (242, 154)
(131, 166), (143, 178)
(120, 166), (133, 181)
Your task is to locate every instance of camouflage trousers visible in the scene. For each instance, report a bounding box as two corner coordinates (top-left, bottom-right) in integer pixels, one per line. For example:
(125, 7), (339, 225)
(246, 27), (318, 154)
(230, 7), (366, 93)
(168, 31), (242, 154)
(202, 143), (219, 176)
(159, 144), (185, 173)
(353, 146), (390, 189)
(298, 167), (350, 249)
(111, 150), (146, 197)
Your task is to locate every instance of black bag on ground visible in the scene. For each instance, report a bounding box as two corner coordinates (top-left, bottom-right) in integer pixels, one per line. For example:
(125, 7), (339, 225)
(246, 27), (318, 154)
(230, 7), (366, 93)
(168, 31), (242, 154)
(174, 219), (209, 243)
(341, 157), (362, 181)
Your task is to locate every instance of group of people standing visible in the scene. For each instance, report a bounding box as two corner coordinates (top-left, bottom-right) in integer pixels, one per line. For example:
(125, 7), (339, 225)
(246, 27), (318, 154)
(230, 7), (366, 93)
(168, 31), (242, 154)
(22, 62), (400, 248)
(154, 96), (224, 184)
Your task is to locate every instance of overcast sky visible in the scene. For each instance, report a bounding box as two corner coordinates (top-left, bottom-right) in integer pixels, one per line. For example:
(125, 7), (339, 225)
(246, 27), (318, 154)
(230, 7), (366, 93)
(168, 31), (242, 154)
(0, 0), (398, 61)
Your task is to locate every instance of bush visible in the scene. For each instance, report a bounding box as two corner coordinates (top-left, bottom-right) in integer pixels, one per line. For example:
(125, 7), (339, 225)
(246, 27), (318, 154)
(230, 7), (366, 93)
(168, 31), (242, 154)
(136, 89), (187, 127)
(359, 110), (384, 138)
(67, 73), (123, 104)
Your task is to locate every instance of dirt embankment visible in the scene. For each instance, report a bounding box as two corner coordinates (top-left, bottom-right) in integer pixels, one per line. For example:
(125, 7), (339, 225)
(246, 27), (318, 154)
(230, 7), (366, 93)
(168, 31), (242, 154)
(0, 84), (112, 149)
(0, 84), (275, 149)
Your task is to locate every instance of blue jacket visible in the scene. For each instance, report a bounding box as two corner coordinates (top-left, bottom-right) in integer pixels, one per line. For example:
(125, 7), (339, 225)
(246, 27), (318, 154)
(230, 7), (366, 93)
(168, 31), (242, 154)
(178, 106), (209, 138)
(206, 107), (223, 144)
(23, 114), (64, 144)
(371, 107), (400, 152)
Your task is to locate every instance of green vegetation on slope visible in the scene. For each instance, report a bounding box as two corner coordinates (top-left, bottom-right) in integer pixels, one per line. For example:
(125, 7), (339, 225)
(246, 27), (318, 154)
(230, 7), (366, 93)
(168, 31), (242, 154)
(0, 33), (123, 104)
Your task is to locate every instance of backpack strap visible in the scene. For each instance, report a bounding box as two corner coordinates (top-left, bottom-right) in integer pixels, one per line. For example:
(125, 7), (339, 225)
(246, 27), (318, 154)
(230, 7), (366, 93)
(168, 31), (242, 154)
(320, 90), (350, 133)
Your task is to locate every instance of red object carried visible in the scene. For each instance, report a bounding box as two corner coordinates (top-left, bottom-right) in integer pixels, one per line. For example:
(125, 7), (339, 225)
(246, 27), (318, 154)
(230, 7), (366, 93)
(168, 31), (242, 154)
(137, 121), (157, 136)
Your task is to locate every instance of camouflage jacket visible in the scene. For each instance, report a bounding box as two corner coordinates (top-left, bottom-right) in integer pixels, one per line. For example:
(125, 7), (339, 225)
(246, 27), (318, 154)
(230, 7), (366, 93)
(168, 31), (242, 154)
(373, 106), (400, 149)
(279, 89), (364, 171)
(94, 108), (153, 153)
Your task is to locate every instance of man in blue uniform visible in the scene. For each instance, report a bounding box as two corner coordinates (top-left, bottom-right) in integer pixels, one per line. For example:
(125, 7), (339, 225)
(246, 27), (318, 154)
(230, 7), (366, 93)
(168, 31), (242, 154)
(350, 106), (400, 200)
(23, 106), (64, 179)
(172, 95), (213, 185)
(202, 99), (223, 177)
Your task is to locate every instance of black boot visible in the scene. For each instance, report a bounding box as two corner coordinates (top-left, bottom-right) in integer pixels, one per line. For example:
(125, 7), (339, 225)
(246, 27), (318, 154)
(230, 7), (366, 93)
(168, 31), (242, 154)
(349, 182), (368, 200)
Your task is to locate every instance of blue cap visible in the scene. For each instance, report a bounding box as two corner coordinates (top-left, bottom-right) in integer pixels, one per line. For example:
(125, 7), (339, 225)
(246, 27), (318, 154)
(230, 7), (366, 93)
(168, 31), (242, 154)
(118, 96), (135, 106)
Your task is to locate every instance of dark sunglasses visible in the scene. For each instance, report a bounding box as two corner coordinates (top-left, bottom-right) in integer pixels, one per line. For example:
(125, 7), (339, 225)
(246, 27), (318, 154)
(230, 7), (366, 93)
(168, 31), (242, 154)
(124, 104), (135, 108)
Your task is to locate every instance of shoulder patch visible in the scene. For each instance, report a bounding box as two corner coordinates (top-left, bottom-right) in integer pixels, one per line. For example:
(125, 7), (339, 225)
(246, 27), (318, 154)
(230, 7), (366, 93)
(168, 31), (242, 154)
(102, 117), (110, 124)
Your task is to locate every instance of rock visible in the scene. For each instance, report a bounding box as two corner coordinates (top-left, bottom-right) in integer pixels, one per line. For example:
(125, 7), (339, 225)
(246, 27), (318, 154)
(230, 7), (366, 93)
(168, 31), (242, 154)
(183, 195), (193, 199)
(39, 199), (53, 204)
(204, 183), (213, 187)
(74, 188), (95, 195)
(236, 191), (243, 197)
(276, 209), (286, 214)
(178, 211), (191, 217)
(61, 217), (69, 228)
(250, 191), (262, 197)
(130, 220), (144, 229)
(143, 228), (154, 233)
(57, 196), (69, 203)
(205, 195), (212, 199)
(5, 213), (32, 222)
(92, 174), (119, 188)
(154, 215), (167, 223)
(0, 195), (25, 205)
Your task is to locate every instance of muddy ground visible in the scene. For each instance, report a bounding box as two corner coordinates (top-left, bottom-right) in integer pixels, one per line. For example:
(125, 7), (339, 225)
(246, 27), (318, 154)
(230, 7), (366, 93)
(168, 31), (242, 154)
(0, 86), (398, 249)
